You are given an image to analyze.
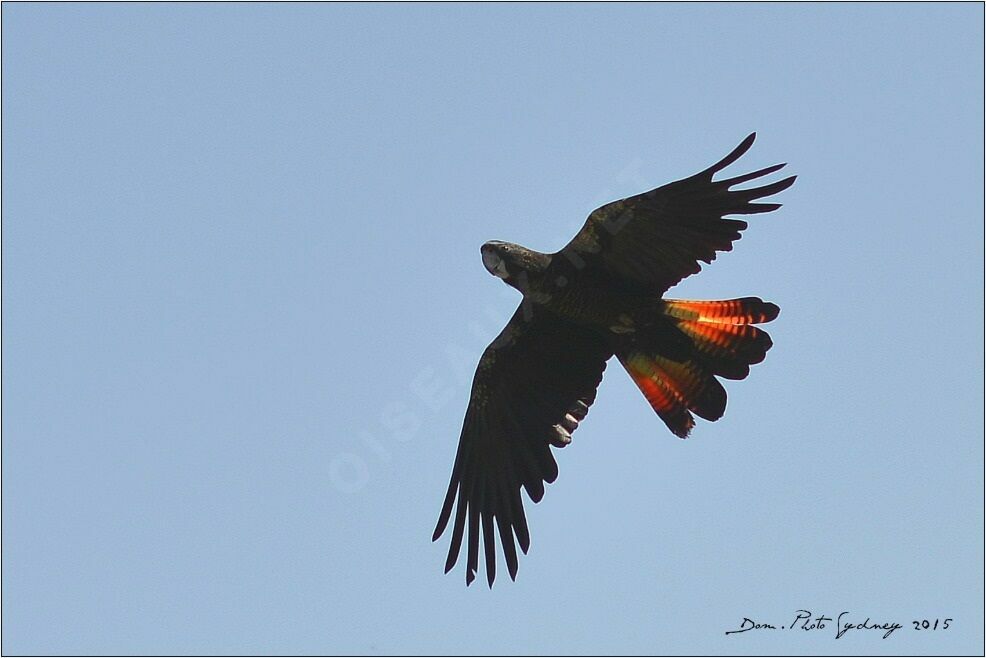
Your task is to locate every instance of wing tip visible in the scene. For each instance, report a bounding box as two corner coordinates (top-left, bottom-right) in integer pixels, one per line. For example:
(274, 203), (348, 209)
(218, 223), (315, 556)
(719, 162), (787, 188)
(705, 132), (758, 176)
(737, 132), (757, 156)
(443, 546), (459, 574)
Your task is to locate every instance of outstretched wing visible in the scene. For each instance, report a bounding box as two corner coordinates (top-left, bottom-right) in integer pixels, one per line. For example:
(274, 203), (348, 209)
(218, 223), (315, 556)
(555, 133), (795, 293)
(433, 305), (611, 587)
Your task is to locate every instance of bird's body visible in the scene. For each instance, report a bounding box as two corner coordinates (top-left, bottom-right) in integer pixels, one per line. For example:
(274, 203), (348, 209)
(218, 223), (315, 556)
(485, 241), (684, 332)
(492, 248), (647, 327)
(434, 134), (795, 586)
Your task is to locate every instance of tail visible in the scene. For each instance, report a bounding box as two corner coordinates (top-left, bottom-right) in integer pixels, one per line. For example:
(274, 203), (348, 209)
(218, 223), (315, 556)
(617, 297), (778, 438)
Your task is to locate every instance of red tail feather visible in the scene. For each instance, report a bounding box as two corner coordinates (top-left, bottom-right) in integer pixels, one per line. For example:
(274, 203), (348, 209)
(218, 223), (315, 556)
(618, 296), (778, 437)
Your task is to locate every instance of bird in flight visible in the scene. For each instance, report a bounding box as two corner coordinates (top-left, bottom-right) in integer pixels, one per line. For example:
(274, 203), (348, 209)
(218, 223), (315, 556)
(433, 133), (795, 587)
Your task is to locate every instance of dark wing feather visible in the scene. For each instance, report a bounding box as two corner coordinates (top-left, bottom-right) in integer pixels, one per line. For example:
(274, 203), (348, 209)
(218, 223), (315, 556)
(555, 133), (795, 293)
(433, 305), (611, 586)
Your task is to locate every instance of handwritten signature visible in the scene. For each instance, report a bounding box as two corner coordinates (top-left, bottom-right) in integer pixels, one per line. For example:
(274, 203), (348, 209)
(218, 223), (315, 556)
(725, 610), (953, 639)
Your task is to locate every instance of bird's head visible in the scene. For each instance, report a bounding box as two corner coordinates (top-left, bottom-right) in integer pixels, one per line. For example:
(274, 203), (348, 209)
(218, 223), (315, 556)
(481, 241), (552, 292)
(480, 241), (517, 280)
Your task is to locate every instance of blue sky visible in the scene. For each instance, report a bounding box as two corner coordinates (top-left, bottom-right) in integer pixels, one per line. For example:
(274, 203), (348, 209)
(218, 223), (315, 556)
(2, 3), (983, 655)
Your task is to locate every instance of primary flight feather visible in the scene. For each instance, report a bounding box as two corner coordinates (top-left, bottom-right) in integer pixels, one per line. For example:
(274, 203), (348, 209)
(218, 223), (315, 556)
(433, 133), (795, 587)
